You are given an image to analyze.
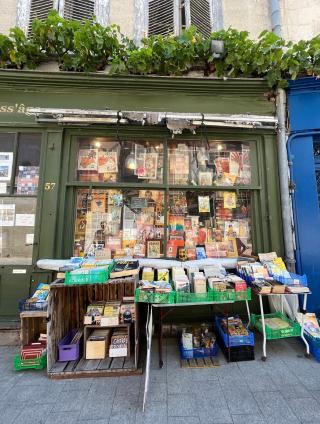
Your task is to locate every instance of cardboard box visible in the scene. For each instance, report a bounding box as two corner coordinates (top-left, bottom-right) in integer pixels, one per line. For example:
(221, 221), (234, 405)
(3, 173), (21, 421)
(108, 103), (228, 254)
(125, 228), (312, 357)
(85, 328), (111, 360)
(100, 304), (120, 326)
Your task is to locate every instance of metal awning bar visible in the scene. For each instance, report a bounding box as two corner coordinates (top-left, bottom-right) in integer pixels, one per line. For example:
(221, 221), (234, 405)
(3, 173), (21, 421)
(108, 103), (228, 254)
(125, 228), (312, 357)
(27, 107), (278, 132)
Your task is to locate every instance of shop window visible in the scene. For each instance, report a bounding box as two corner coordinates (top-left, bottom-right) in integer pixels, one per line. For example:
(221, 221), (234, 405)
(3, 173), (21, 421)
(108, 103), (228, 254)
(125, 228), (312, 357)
(0, 133), (15, 195)
(15, 133), (41, 196)
(168, 140), (251, 186)
(73, 189), (165, 258)
(75, 137), (164, 184)
(167, 190), (252, 260)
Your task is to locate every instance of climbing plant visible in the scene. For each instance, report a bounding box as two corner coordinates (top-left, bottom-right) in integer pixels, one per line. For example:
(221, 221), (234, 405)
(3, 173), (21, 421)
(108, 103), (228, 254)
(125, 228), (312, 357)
(0, 10), (320, 87)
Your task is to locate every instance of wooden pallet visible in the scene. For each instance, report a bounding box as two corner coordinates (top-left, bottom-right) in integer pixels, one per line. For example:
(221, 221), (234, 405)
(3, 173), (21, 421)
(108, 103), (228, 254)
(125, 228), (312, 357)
(48, 354), (142, 379)
(181, 357), (219, 368)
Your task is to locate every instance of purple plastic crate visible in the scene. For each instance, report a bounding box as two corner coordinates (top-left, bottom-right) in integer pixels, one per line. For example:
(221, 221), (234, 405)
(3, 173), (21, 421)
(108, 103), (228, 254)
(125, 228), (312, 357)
(58, 329), (82, 362)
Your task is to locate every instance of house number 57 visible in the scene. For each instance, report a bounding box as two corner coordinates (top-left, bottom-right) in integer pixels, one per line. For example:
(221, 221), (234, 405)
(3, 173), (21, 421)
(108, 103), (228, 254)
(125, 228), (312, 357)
(44, 182), (56, 190)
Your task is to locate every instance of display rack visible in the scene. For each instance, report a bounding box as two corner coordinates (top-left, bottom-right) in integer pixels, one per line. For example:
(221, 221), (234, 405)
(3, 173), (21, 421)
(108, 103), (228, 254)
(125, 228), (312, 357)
(250, 290), (310, 361)
(47, 276), (142, 379)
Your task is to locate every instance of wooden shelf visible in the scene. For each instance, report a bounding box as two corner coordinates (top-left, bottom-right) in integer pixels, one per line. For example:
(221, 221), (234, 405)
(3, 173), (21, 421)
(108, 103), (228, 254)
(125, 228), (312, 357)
(20, 311), (47, 318)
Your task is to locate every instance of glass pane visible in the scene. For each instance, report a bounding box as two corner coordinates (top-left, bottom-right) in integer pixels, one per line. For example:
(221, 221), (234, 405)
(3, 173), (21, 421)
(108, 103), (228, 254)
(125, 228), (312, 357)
(75, 137), (164, 184)
(0, 197), (36, 265)
(15, 133), (41, 195)
(168, 140), (251, 186)
(167, 190), (252, 259)
(0, 133), (15, 195)
(73, 189), (165, 258)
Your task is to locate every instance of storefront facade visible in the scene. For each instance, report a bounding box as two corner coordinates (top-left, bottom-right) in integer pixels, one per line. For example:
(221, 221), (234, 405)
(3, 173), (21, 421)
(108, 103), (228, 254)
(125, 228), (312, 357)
(288, 77), (320, 314)
(0, 70), (284, 319)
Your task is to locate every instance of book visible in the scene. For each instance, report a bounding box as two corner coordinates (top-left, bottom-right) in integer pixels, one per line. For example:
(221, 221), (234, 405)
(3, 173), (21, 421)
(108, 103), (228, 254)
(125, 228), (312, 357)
(109, 333), (128, 357)
(109, 260), (139, 278)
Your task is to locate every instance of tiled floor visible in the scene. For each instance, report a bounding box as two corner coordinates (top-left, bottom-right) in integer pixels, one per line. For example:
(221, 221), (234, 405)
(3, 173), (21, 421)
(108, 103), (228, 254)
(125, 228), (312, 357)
(0, 336), (320, 424)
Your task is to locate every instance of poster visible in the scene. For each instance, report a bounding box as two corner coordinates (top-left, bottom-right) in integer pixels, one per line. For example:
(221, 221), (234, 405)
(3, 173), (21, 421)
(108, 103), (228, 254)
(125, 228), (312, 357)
(15, 214), (35, 227)
(26, 234), (34, 245)
(0, 204), (15, 226)
(91, 192), (106, 213)
(143, 153), (158, 180)
(223, 192), (237, 209)
(0, 152), (13, 181)
(198, 171), (213, 186)
(229, 152), (242, 177)
(98, 151), (118, 173)
(0, 183), (6, 194)
(78, 149), (98, 171)
(198, 196), (210, 213)
(16, 166), (39, 195)
(224, 221), (240, 238)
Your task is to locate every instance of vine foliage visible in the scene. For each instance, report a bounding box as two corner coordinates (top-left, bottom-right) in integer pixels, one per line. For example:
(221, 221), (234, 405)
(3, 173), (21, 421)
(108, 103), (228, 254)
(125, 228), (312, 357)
(0, 10), (320, 87)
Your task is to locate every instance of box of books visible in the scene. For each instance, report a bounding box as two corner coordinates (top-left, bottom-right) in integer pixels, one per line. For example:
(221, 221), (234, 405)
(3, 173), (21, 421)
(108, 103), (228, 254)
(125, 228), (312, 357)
(109, 331), (128, 357)
(58, 328), (83, 362)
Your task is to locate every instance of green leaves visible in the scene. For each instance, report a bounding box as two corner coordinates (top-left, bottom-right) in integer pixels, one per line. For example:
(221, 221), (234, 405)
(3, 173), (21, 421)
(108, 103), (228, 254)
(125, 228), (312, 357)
(1, 10), (320, 87)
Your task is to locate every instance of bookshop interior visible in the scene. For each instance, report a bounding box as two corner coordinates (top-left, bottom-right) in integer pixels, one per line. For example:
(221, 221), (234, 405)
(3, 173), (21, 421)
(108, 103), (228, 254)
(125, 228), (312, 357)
(13, 133), (319, 409)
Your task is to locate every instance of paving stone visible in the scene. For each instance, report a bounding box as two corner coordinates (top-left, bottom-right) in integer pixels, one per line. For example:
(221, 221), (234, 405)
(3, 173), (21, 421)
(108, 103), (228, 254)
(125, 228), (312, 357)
(13, 403), (54, 424)
(112, 394), (139, 415)
(44, 411), (80, 424)
(168, 394), (198, 417)
(78, 397), (114, 421)
(51, 389), (90, 412)
(116, 375), (142, 395)
(231, 414), (266, 424)
(63, 378), (93, 391)
(136, 401), (167, 423)
(167, 418), (200, 424)
(287, 397), (320, 423)
(274, 383), (310, 399)
(225, 391), (260, 415)
(198, 406), (233, 424)
(0, 401), (24, 424)
(139, 381), (167, 402)
(254, 391), (300, 424)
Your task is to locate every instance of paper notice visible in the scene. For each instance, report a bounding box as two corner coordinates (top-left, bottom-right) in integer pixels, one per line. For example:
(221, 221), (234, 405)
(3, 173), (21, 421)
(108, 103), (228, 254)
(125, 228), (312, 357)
(0, 183), (7, 194)
(26, 233), (34, 245)
(0, 204), (15, 226)
(15, 214), (35, 227)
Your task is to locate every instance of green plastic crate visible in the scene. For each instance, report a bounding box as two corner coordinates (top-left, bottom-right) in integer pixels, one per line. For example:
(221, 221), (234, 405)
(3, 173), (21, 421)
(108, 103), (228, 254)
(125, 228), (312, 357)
(135, 288), (175, 304)
(251, 311), (301, 340)
(13, 354), (47, 371)
(64, 267), (110, 285)
(175, 291), (213, 303)
(209, 288), (251, 302)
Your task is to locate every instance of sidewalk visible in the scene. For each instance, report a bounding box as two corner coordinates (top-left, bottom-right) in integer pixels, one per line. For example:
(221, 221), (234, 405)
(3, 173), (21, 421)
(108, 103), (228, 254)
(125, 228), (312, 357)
(1, 336), (320, 424)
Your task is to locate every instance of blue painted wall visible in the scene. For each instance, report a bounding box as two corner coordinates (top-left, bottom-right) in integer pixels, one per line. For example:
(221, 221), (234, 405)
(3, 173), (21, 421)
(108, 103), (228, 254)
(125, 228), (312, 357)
(288, 78), (320, 314)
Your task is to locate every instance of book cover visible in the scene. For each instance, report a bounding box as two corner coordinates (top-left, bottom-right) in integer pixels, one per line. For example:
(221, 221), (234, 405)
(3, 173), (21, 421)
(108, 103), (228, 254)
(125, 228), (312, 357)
(98, 151), (118, 173)
(78, 149), (98, 171)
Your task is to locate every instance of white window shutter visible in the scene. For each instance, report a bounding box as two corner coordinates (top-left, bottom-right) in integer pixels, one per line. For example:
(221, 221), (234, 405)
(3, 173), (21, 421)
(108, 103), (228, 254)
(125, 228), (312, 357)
(188, 0), (213, 37)
(148, 0), (176, 36)
(27, 0), (55, 34)
(63, 0), (95, 21)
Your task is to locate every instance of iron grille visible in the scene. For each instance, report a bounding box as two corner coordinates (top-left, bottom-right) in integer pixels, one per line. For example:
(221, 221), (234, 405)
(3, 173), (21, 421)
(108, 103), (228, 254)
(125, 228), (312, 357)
(64, 0), (95, 21)
(148, 0), (175, 36)
(190, 0), (212, 38)
(28, 0), (54, 35)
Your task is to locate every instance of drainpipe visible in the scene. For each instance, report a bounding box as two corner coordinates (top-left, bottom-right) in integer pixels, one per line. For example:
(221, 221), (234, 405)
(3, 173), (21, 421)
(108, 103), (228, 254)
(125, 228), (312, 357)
(276, 89), (295, 272)
(271, 0), (282, 37)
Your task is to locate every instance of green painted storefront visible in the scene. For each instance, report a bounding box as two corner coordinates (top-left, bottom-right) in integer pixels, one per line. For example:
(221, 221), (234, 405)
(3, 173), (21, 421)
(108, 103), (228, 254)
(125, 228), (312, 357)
(0, 70), (283, 320)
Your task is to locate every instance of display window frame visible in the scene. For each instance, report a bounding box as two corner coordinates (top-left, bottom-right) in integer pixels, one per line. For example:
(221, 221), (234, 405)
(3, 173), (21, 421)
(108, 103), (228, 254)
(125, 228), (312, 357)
(59, 127), (276, 260)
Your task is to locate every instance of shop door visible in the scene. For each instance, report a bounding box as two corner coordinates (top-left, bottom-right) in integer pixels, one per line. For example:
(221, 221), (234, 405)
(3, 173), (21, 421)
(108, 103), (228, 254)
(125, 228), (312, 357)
(0, 132), (42, 321)
(290, 135), (320, 314)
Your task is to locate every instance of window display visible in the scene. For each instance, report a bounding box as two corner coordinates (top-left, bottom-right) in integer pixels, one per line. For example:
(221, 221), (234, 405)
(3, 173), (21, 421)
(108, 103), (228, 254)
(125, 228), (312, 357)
(168, 140), (251, 186)
(73, 189), (165, 258)
(75, 137), (163, 184)
(15, 133), (41, 196)
(167, 190), (252, 259)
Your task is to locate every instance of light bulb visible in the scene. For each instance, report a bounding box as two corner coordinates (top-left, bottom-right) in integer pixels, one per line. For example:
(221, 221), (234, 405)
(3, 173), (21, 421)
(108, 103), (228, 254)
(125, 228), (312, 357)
(125, 152), (136, 170)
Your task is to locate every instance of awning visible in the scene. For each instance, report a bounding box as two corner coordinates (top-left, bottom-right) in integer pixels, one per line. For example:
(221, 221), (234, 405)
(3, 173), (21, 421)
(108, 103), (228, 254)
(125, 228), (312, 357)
(27, 107), (278, 134)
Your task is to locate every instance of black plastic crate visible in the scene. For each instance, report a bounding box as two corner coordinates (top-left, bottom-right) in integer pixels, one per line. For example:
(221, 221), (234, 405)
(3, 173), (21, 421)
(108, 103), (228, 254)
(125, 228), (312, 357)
(216, 329), (255, 362)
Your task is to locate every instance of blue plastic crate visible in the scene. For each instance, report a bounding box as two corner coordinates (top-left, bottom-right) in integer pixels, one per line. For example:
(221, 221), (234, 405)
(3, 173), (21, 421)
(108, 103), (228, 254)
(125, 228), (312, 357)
(304, 333), (320, 362)
(179, 341), (218, 359)
(215, 316), (254, 347)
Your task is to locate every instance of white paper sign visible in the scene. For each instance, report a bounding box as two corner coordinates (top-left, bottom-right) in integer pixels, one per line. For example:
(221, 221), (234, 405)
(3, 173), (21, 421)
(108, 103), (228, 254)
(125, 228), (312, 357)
(0, 183), (7, 194)
(12, 269), (26, 274)
(15, 214), (35, 227)
(26, 233), (34, 245)
(0, 204), (15, 226)
(0, 152), (13, 181)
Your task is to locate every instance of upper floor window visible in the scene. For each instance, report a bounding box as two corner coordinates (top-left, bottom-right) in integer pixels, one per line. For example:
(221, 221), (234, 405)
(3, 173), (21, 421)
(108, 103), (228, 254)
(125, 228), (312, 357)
(17, 0), (108, 34)
(148, 0), (213, 38)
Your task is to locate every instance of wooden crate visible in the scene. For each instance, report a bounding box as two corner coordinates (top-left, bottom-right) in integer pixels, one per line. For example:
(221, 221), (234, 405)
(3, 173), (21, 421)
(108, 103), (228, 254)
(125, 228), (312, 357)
(20, 311), (47, 346)
(47, 277), (141, 379)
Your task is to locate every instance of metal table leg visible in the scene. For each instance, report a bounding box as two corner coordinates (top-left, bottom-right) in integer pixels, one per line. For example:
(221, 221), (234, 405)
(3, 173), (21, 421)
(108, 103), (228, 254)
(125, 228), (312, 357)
(143, 304), (153, 412)
(258, 294), (267, 361)
(300, 293), (310, 357)
(245, 300), (251, 326)
(158, 307), (164, 369)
